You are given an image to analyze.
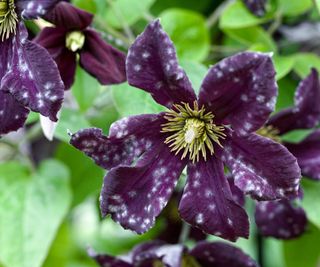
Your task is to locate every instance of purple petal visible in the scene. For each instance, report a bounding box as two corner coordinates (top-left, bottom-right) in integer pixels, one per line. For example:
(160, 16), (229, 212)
(70, 113), (165, 170)
(222, 131), (301, 200)
(100, 140), (186, 234)
(255, 200), (307, 239)
(0, 91), (29, 135)
(242, 0), (267, 17)
(126, 19), (196, 108)
(179, 158), (249, 241)
(92, 254), (132, 267)
(190, 241), (258, 267)
(285, 130), (320, 180)
(228, 175), (246, 207)
(268, 69), (320, 135)
(16, 0), (60, 19)
(80, 29), (126, 85)
(44, 1), (93, 30)
(199, 52), (277, 135)
(1, 23), (64, 121)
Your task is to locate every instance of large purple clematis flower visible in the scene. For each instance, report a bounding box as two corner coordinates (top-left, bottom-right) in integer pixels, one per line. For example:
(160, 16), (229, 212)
(34, 1), (126, 90)
(242, 0), (267, 17)
(70, 20), (301, 241)
(0, 0), (65, 135)
(252, 69), (320, 239)
(91, 240), (259, 267)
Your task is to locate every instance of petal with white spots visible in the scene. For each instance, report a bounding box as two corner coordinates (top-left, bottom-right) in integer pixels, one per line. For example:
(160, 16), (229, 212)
(16, 0), (60, 19)
(126, 20), (196, 108)
(70, 113), (165, 170)
(222, 131), (301, 200)
(179, 158), (249, 241)
(255, 200), (307, 239)
(100, 140), (186, 234)
(199, 52), (277, 135)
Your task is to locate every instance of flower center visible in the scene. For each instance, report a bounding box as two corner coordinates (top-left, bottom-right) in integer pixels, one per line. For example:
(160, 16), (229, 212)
(0, 0), (18, 41)
(256, 125), (281, 143)
(161, 101), (226, 163)
(66, 31), (85, 52)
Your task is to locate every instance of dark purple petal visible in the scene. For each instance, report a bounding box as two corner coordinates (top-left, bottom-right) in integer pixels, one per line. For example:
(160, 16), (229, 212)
(199, 52), (277, 135)
(44, 1), (93, 30)
(285, 130), (320, 180)
(242, 0), (267, 17)
(80, 29), (126, 85)
(16, 0), (60, 19)
(190, 241), (258, 267)
(126, 19), (196, 108)
(92, 254), (132, 267)
(0, 91), (29, 135)
(100, 140), (186, 234)
(1, 23), (64, 121)
(222, 131), (301, 200)
(255, 200), (307, 239)
(268, 69), (320, 135)
(179, 158), (249, 241)
(70, 114), (165, 170)
(228, 175), (246, 207)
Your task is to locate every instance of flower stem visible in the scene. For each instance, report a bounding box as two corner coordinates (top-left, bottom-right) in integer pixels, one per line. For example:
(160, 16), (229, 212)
(179, 221), (191, 244)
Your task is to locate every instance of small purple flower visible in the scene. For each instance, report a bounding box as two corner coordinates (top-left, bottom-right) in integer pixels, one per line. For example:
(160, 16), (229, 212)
(70, 20), (301, 241)
(242, 0), (267, 17)
(0, 0), (65, 135)
(91, 240), (259, 267)
(34, 1), (126, 90)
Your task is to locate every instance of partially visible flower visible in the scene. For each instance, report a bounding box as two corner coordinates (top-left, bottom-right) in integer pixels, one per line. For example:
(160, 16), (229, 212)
(91, 241), (259, 267)
(242, 0), (267, 17)
(0, 0), (64, 135)
(34, 1), (126, 90)
(70, 20), (301, 241)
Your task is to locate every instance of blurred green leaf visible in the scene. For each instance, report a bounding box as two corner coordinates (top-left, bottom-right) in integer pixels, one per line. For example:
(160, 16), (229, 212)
(275, 77), (297, 112)
(72, 0), (97, 13)
(281, 129), (314, 143)
(264, 238), (285, 267)
(301, 179), (320, 229)
(283, 223), (320, 267)
(315, 0), (320, 13)
(160, 8), (210, 61)
(151, 0), (211, 14)
(220, 0), (271, 29)
(0, 160), (71, 267)
(293, 53), (320, 78)
(55, 108), (91, 143)
(278, 0), (313, 16)
(105, 0), (155, 28)
(112, 83), (165, 117)
(72, 67), (100, 112)
(273, 55), (294, 80)
(26, 112), (39, 124)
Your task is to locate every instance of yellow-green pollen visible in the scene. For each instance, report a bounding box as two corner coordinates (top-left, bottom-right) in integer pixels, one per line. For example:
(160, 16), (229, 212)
(0, 0), (18, 41)
(66, 31), (85, 52)
(256, 125), (281, 143)
(161, 101), (226, 163)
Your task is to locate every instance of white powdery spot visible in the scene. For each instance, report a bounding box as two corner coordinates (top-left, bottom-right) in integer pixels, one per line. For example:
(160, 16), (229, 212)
(195, 213), (204, 224)
(134, 64), (141, 72)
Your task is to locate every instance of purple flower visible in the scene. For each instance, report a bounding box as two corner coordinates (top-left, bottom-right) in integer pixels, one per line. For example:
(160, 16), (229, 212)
(91, 240), (259, 267)
(34, 1), (126, 90)
(242, 0), (267, 17)
(70, 20), (301, 241)
(0, 0), (65, 135)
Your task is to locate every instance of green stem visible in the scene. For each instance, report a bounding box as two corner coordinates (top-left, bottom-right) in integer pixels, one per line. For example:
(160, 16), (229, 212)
(206, 0), (235, 28)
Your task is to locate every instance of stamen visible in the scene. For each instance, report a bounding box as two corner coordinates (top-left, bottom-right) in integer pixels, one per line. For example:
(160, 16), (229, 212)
(161, 101), (226, 163)
(256, 125), (281, 143)
(0, 0), (18, 41)
(66, 31), (85, 52)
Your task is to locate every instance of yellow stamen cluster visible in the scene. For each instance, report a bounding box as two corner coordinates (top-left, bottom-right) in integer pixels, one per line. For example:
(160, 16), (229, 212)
(161, 101), (226, 163)
(0, 0), (18, 41)
(256, 125), (281, 143)
(66, 31), (85, 52)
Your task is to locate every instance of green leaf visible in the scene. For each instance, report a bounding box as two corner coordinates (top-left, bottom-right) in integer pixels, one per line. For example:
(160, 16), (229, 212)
(315, 0), (320, 13)
(301, 179), (320, 229)
(283, 223), (320, 267)
(275, 78), (297, 112)
(293, 53), (320, 78)
(220, 0), (271, 29)
(160, 8), (210, 62)
(281, 129), (314, 143)
(224, 27), (277, 52)
(72, 0), (97, 13)
(55, 108), (91, 143)
(112, 83), (165, 117)
(278, 0), (313, 16)
(0, 160), (71, 267)
(72, 67), (100, 112)
(105, 0), (155, 28)
(273, 55), (294, 80)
